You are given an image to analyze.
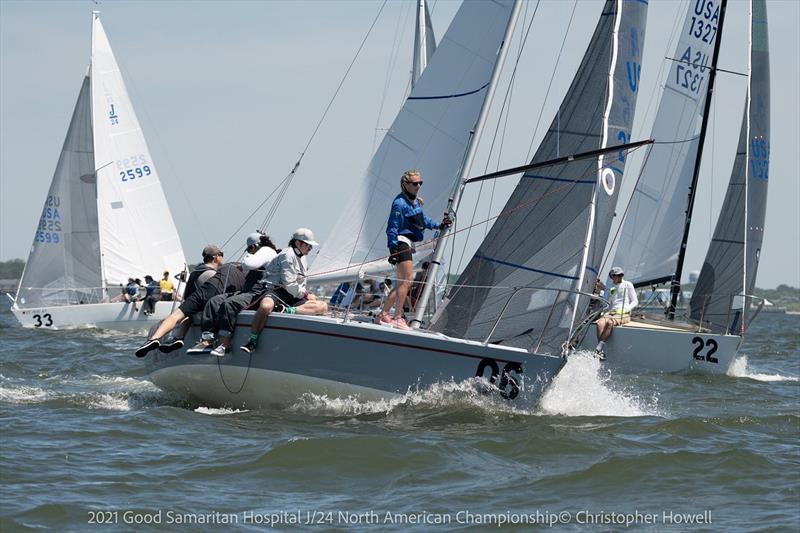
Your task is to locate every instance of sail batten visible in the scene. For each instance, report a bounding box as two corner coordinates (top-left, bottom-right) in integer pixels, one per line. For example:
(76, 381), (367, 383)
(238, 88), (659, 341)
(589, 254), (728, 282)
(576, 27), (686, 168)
(432, 0), (648, 354)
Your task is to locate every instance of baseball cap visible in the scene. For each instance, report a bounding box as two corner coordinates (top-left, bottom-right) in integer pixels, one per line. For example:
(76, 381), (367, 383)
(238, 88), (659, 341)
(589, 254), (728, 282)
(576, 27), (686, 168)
(246, 233), (262, 247)
(292, 228), (319, 247)
(202, 244), (223, 258)
(609, 266), (624, 277)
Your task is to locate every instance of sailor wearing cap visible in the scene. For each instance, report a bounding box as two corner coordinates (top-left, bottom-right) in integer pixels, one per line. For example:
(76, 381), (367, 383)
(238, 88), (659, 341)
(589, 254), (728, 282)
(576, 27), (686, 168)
(594, 266), (638, 359)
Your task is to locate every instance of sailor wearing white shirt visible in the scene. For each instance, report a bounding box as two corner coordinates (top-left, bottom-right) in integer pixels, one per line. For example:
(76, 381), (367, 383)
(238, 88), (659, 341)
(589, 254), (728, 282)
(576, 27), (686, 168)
(594, 266), (638, 359)
(238, 228), (329, 354)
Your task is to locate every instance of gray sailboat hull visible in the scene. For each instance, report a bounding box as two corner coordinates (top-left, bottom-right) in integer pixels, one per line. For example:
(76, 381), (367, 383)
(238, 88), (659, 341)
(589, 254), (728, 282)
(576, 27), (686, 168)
(146, 313), (565, 409)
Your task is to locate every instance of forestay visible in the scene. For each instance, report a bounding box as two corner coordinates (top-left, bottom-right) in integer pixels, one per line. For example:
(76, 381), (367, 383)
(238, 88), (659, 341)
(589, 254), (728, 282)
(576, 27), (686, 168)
(612, 0), (722, 286)
(690, 0), (769, 334)
(16, 77), (103, 308)
(311, 0), (516, 282)
(431, 0), (647, 354)
(91, 14), (185, 289)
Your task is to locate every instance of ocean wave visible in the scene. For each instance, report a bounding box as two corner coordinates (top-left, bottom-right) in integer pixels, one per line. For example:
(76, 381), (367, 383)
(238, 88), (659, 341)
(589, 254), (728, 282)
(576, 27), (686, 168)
(287, 379), (535, 417)
(194, 406), (250, 415)
(727, 356), (799, 382)
(0, 373), (177, 410)
(539, 351), (662, 417)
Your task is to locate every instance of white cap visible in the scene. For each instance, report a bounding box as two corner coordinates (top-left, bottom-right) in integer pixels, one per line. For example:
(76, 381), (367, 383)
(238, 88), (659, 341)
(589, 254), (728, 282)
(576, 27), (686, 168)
(246, 233), (262, 247)
(292, 227), (319, 247)
(609, 266), (624, 277)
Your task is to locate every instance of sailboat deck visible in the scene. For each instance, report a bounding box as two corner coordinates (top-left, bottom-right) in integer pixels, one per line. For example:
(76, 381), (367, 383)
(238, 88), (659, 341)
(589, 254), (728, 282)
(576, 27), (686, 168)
(623, 315), (709, 333)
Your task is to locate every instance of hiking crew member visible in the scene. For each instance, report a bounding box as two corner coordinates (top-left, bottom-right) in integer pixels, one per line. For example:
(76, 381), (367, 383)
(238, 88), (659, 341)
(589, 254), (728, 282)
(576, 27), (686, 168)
(594, 266), (639, 359)
(187, 232), (279, 355)
(378, 170), (450, 330)
(233, 228), (328, 355)
(134, 245), (245, 357)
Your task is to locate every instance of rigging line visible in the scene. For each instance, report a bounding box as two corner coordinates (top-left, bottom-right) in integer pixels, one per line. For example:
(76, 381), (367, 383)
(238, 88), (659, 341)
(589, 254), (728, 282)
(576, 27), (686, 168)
(525, 0), (578, 162)
(600, 141), (655, 273)
(636, 0), (685, 143)
(219, 166), (296, 250)
(372, 0), (411, 154)
(111, 51), (207, 243)
(454, 1), (541, 275)
(309, 147), (646, 280)
(230, 0), (390, 242)
(664, 56), (749, 77)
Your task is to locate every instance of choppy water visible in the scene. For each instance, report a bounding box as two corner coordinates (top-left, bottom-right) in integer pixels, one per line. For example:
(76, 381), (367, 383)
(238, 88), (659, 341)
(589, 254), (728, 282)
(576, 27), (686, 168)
(1, 298), (798, 532)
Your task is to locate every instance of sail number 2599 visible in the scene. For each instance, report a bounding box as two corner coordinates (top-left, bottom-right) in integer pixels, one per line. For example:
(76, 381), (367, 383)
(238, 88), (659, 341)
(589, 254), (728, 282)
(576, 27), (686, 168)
(691, 336), (718, 364)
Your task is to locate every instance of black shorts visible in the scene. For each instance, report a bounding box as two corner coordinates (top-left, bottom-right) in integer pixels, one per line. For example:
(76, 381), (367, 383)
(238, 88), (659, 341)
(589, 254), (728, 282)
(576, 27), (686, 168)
(178, 283), (219, 316)
(264, 288), (307, 308)
(394, 241), (413, 263)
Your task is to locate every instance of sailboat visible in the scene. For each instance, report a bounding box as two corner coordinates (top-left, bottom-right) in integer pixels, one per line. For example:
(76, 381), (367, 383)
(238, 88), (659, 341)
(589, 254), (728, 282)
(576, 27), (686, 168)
(8, 12), (186, 331)
(144, 0), (648, 409)
(582, 0), (770, 373)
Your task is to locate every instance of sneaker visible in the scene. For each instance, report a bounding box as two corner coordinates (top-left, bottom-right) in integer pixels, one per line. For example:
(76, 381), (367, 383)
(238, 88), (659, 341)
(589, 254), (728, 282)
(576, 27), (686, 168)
(210, 344), (228, 357)
(240, 339), (258, 353)
(594, 349), (606, 361)
(392, 316), (410, 330)
(377, 312), (393, 325)
(135, 339), (160, 358)
(186, 340), (213, 354)
(158, 338), (184, 353)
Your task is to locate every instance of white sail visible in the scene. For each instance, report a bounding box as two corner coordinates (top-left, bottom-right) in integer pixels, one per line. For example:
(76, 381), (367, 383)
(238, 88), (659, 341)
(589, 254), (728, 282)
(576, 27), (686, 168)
(613, 0), (723, 286)
(90, 13), (185, 288)
(412, 0), (437, 88)
(311, 0), (517, 283)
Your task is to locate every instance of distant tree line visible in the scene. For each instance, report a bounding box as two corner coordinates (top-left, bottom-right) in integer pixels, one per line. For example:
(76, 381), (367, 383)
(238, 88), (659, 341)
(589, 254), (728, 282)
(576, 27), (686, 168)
(0, 259), (24, 279)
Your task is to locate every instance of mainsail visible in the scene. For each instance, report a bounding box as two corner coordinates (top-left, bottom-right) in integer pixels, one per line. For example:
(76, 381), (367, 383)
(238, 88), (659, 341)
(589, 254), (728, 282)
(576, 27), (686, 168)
(16, 77), (102, 308)
(311, 0), (517, 282)
(90, 13), (185, 288)
(690, 0), (770, 334)
(16, 13), (185, 308)
(432, 0), (648, 354)
(412, 0), (437, 88)
(612, 0), (723, 286)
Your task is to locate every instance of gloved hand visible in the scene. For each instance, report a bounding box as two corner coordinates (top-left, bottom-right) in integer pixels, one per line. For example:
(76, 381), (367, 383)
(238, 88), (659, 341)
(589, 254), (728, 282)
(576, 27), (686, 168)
(388, 247), (399, 265)
(440, 213), (453, 229)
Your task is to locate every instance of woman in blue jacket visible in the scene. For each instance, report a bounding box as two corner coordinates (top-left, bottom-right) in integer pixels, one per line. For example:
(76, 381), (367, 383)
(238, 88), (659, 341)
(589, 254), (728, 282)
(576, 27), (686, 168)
(378, 170), (450, 329)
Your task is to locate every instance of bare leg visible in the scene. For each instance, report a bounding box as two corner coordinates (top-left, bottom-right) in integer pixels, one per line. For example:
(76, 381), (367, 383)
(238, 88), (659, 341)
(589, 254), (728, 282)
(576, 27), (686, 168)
(251, 297), (275, 334)
(296, 300), (328, 315)
(148, 309), (186, 340)
(391, 260), (413, 318)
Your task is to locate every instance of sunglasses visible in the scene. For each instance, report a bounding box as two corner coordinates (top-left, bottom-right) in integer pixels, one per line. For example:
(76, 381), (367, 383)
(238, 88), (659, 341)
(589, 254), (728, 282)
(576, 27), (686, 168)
(407, 181), (423, 187)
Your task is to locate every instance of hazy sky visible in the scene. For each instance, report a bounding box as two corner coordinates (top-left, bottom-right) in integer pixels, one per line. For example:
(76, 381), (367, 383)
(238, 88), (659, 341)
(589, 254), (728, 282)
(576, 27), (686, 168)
(1, 0), (798, 289)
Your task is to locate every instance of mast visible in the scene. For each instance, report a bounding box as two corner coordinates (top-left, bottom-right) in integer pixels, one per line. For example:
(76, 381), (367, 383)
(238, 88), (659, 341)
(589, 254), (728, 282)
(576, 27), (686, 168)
(409, 0), (523, 329)
(667, 0), (728, 319)
(90, 10), (108, 296)
(741, 0), (753, 334)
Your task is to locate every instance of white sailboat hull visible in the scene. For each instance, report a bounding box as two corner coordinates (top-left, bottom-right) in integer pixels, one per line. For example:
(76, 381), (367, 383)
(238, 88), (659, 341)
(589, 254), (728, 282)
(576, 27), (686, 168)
(11, 300), (179, 331)
(146, 313), (566, 409)
(581, 320), (741, 374)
